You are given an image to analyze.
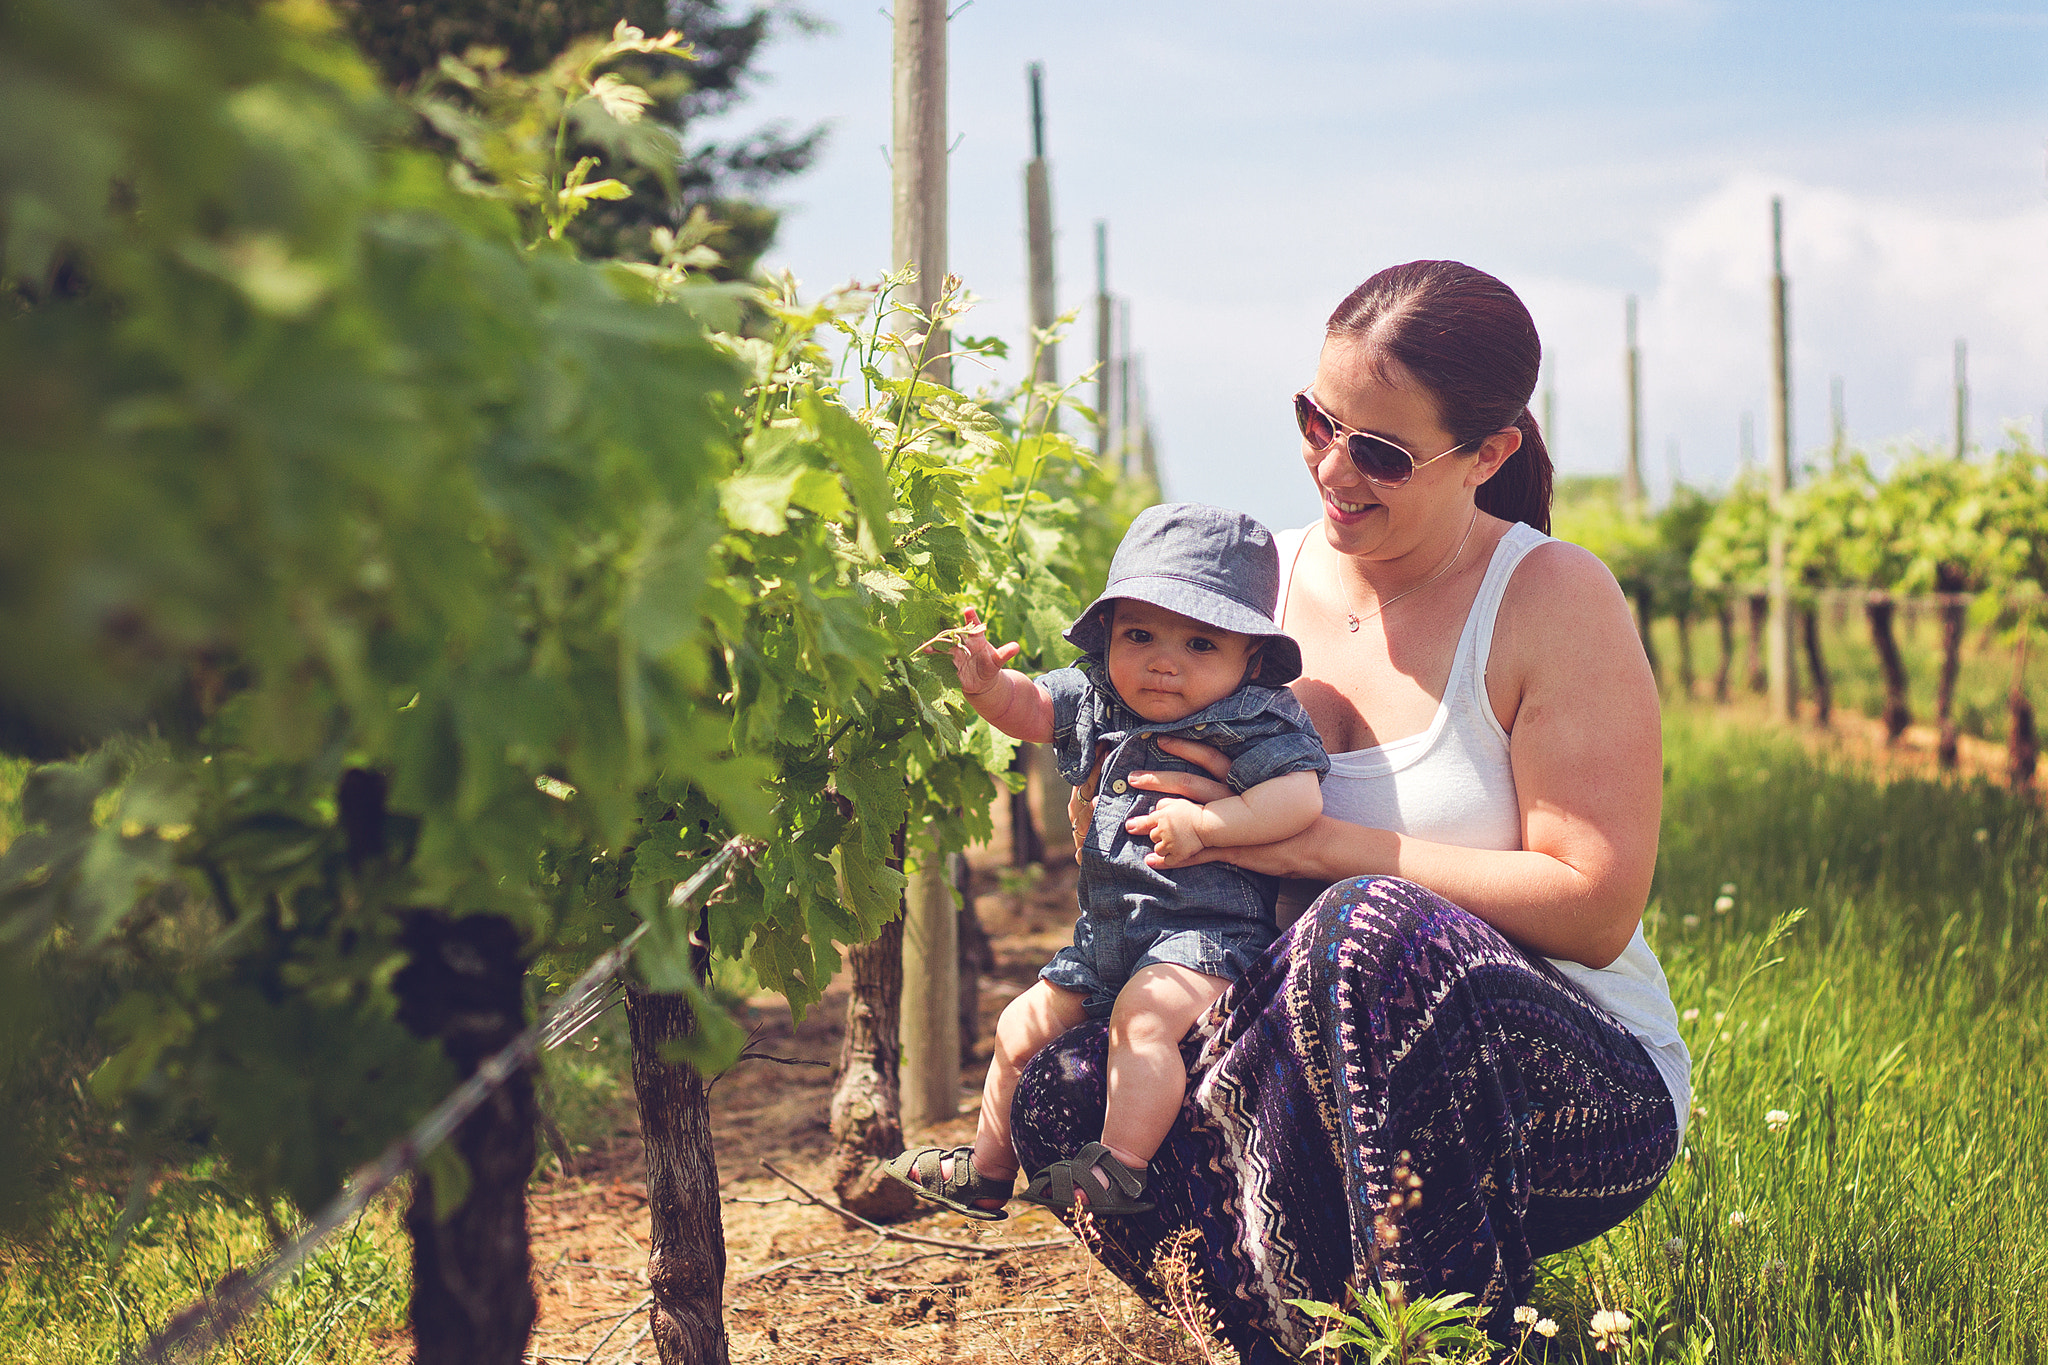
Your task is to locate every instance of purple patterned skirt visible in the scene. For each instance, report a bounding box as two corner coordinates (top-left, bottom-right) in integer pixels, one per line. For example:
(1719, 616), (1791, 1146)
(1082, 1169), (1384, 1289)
(1010, 876), (1678, 1360)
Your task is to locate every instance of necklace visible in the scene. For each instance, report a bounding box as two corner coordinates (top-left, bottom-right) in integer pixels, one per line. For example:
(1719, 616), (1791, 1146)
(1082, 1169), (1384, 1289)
(1337, 505), (1480, 632)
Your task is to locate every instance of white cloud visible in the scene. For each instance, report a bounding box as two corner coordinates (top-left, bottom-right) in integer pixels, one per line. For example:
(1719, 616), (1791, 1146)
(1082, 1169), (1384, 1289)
(1527, 175), (2048, 493)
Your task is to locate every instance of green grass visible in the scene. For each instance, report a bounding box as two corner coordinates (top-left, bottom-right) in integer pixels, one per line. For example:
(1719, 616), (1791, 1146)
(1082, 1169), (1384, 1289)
(0, 1179), (409, 1365)
(1525, 707), (2047, 1363)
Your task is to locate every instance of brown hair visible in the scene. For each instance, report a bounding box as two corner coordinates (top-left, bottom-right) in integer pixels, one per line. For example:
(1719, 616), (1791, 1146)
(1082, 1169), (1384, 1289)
(1325, 260), (1553, 534)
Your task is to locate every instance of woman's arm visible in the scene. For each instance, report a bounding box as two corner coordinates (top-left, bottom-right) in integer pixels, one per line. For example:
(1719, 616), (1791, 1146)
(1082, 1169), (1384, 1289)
(1130, 544), (1661, 969)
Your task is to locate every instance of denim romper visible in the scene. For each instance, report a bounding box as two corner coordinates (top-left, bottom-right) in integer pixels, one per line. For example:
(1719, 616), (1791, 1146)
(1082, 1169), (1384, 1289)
(1037, 659), (1330, 1017)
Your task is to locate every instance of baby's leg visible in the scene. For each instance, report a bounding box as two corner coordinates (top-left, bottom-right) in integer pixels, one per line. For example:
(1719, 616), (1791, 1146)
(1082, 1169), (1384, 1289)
(1100, 963), (1232, 1173)
(967, 980), (1092, 1189)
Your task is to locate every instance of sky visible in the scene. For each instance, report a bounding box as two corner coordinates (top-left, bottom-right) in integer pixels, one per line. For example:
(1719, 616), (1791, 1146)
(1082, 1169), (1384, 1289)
(695, 0), (2048, 533)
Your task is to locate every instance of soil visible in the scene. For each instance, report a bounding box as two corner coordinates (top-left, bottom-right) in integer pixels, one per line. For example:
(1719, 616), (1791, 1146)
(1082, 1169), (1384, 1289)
(506, 800), (1224, 1365)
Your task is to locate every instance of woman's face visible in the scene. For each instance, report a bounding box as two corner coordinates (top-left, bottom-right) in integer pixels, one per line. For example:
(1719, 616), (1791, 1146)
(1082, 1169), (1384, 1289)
(1303, 336), (1490, 558)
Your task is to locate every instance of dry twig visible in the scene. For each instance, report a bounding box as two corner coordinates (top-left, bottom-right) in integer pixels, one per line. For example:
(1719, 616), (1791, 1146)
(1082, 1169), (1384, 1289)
(757, 1158), (1068, 1255)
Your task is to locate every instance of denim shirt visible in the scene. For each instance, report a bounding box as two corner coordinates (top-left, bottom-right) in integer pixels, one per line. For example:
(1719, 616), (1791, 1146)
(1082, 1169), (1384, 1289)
(1041, 659), (1330, 927)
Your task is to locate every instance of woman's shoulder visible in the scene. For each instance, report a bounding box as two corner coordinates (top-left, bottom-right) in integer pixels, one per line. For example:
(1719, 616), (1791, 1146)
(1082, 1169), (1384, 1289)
(1500, 531), (1628, 622)
(1488, 528), (1643, 703)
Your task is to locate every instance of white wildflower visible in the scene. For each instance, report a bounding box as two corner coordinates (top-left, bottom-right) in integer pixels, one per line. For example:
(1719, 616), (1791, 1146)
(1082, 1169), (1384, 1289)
(1720, 881), (1737, 895)
(1682, 914), (1701, 928)
(1515, 1305), (1539, 1326)
(1765, 1108), (1791, 1133)
(1714, 894), (1735, 913)
(1536, 1318), (1559, 1338)
(1728, 1209), (1747, 1229)
(1681, 1007), (1700, 1022)
(1589, 1308), (1633, 1352)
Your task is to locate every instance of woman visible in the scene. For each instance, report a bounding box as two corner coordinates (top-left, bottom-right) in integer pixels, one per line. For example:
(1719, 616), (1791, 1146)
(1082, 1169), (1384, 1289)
(1010, 260), (1687, 1360)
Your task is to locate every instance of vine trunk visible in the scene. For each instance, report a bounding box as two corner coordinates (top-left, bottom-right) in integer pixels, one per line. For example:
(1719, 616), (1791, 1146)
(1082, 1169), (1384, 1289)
(1864, 594), (1912, 742)
(1746, 593), (1769, 695)
(827, 851), (916, 1219)
(627, 984), (730, 1365)
(1714, 603), (1733, 703)
(1633, 585), (1660, 682)
(2010, 636), (2037, 790)
(1935, 575), (1968, 769)
(1800, 604), (1832, 726)
(394, 912), (538, 1365)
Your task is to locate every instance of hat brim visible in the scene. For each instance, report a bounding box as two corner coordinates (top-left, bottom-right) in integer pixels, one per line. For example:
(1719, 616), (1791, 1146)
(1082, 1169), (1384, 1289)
(1064, 575), (1304, 686)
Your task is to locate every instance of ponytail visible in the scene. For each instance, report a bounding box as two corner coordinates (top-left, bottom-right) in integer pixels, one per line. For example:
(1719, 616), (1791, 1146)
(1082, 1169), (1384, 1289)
(1475, 407), (1552, 535)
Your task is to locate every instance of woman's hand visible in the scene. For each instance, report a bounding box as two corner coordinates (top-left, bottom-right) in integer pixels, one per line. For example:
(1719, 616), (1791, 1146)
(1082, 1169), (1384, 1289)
(1125, 736), (1234, 803)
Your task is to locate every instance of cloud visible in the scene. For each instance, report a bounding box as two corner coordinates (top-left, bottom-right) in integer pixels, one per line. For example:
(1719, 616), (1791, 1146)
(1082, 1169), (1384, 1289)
(1526, 175), (2048, 491)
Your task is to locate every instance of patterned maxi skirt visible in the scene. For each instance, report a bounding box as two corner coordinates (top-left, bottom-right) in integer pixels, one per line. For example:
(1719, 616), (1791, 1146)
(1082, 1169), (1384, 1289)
(1010, 875), (1679, 1360)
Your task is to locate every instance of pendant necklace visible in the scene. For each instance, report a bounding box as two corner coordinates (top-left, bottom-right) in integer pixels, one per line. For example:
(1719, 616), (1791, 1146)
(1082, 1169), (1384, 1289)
(1339, 505), (1480, 633)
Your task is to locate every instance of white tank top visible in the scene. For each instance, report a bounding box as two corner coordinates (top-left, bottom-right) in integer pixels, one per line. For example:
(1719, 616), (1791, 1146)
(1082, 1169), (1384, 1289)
(1277, 522), (1691, 1137)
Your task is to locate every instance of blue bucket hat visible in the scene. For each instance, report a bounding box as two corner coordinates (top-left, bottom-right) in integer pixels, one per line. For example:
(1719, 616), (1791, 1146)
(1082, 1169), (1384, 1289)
(1064, 502), (1304, 686)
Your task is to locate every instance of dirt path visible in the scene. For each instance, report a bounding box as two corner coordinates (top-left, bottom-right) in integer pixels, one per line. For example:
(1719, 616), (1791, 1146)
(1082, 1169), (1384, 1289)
(511, 807), (1220, 1365)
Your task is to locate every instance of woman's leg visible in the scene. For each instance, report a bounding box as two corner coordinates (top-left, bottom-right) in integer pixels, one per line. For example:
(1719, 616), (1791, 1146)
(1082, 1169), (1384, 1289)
(1012, 876), (1679, 1358)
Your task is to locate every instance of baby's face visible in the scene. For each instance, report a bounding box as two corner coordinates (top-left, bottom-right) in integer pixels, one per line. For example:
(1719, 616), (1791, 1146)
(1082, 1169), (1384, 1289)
(1104, 600), (1260, 723)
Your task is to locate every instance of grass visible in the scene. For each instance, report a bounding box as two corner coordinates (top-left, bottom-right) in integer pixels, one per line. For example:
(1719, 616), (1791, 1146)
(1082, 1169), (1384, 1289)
(0, 1178), (409, 1365)
(1522, 706), (2047, 1362)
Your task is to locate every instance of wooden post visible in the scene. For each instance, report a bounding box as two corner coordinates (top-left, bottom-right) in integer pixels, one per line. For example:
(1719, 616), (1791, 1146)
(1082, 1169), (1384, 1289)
(1953, 338), (1968, 460)
(850, 0), (951, 1219)
(1135, 356), (1159, 487)
(899, 843), (960, 1132)
(1830, 375), (1845, 459)
(1766, 196), (1797, 723)
(893, 0), (948, 387)
(1624, 295), (1644, 511)
(1024, 63), (1057, 396)
(1018, 64), (1073, 857)
(1117, 299), (1132, 475)
(1094, 222), (1112, 457)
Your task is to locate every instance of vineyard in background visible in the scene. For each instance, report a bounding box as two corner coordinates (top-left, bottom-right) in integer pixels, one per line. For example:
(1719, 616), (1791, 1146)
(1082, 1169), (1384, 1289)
(1556, 437), (2047, 787)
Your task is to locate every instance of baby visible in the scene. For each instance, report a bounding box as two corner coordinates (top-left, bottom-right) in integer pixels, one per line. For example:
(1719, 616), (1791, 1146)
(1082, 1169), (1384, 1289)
(886, 503), (1328, 1218)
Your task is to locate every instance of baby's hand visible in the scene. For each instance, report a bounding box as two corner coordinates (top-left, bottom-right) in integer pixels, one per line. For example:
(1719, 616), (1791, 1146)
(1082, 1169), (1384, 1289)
(1128, 797), (1208, 868)
(946, 607), (1021, 697)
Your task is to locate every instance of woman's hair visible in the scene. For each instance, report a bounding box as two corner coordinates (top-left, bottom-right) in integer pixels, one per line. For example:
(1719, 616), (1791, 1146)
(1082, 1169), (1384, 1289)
(1325, 260), (1553, 534)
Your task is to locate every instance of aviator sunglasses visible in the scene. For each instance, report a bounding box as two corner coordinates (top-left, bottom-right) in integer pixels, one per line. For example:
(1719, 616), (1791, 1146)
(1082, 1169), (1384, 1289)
(1293, 389), (1475, 487)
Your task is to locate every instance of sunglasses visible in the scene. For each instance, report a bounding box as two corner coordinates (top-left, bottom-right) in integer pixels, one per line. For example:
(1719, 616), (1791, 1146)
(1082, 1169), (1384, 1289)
(1293, 389), (1474, 488)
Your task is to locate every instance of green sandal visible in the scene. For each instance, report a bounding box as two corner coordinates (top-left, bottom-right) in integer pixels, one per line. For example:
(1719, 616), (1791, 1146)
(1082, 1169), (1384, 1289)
(1019, 1142), (1154, 1215)
(880, 1145), (1012, 1221)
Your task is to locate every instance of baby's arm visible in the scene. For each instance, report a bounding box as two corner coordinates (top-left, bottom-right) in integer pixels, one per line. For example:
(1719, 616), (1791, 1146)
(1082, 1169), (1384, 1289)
(947, 607), (1055, 744)
(1128, 770), (1321, 868)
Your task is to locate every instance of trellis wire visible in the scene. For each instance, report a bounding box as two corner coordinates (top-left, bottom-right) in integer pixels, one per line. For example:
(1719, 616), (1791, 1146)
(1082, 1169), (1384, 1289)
(130, 836), (758, 1364)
